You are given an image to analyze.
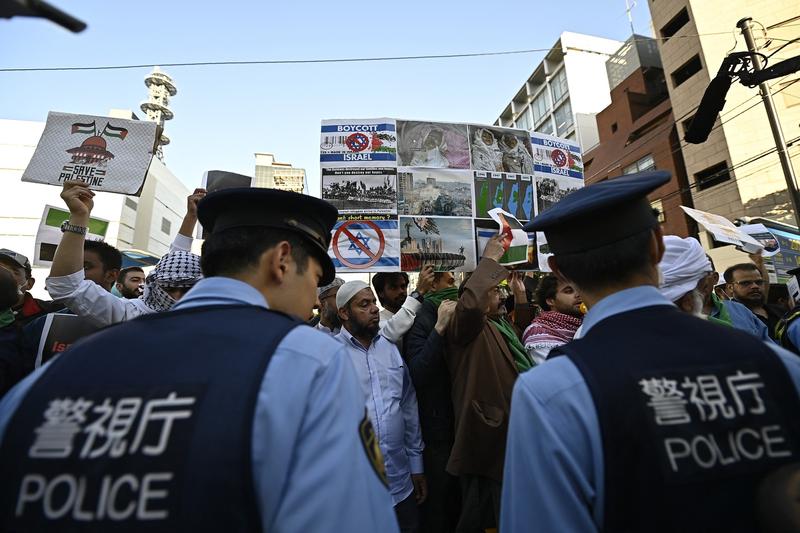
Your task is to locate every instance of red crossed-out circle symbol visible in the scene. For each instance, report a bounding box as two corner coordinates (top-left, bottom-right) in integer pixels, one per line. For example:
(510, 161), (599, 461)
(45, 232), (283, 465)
(550, 148), (568, 168)
(345, 133), (370, 153)
(332, 219), (386, 269)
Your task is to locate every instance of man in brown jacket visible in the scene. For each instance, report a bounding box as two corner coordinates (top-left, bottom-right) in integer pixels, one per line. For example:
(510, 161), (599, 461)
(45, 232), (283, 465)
(444, 235), (534, 532)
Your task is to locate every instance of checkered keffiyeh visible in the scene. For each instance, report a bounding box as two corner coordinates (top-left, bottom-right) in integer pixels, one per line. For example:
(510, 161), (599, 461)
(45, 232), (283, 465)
(142, 250), (202, 312)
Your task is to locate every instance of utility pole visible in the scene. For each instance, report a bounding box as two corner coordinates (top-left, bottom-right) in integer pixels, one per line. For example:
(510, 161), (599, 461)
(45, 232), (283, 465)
(737, 17), (800, 229)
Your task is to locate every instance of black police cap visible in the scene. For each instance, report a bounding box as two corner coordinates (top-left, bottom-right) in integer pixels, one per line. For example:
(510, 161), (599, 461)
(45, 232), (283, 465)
(197, 187), (339, 286)
(524, 170), (671, 255)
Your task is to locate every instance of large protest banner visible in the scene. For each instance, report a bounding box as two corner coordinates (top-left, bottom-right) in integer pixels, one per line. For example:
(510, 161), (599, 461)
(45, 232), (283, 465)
(22, 112), (159, 196)
(321, 118), (584, 273)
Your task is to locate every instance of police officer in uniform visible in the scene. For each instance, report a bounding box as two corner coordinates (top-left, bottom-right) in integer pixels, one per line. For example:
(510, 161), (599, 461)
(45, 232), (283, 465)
(0, 187), (399, 532)
(501, 171), (800, 532)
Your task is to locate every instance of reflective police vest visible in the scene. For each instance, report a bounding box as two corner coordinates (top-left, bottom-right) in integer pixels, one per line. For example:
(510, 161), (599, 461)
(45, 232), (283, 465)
(551, 304), (800, 533)
(775, 305), (800, 354)
(0, 304), (299, 532)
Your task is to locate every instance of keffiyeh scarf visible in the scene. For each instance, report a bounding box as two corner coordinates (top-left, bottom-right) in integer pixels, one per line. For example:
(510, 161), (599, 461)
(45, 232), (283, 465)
(523, 311), (582, 348)
(142, 251), (202, 312)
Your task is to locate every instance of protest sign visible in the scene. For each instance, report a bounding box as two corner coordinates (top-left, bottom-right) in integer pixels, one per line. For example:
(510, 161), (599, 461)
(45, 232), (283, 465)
(321, 118), (584, 273)
(788, 276), (800, 308)
(535, 233), (552, 272)
(680, 206), (763, 252)
(197, 170), (254, 238)
(34, 205), (109, 267)
(738, 223), (780, 257)
(331, 215), (400, 272)
(320, 119), (397, 165)
(203, 170), (252, 193)
(36, 314), (102, 368)
(22, 112), (159, 195)
(487, 208), (529, 265)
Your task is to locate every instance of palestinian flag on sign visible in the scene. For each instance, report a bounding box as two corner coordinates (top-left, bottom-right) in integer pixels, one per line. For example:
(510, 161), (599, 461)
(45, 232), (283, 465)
(489, 208), (530, 265)
(71, 121), (96, 135)
(102, 123), (129, 140)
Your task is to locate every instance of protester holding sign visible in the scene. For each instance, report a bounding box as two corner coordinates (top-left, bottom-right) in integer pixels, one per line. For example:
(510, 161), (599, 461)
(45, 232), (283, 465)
(444, 235), (534, 532)
(45, 181), (203, 327)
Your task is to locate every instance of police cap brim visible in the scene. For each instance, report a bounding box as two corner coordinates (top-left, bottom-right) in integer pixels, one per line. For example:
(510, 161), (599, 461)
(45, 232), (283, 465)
(524, 170), (671, 255)
(198, 187), (338, 286)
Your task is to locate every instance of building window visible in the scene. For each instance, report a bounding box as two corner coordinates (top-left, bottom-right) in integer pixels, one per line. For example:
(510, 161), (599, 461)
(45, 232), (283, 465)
(671, 55), (702, 88)
(554, 100), (574, 136)
(694, 161), (731, 190)
(124, 198), (137, 211)
(623, 154), (656, 174)
(660, 8), (690, 41)
(611, 123), (618, 133)
(651, 199), (666, 223)
(551, 68), (569, 104)
(781, 81), (800, 108)
(161, 217), (171, 235)
(531, 90), (550, 125)
(516, 108), (532, 131)
(681, 115), (695, 137)
(535, 118), (554, 136)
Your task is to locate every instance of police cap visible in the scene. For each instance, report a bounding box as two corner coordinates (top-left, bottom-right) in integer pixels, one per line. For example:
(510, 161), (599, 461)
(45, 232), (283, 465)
(524, 170), (671, 255)
(198, 186), (338, 286)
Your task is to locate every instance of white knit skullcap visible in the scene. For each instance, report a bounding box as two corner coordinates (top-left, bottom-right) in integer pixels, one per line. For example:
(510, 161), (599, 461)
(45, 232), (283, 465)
(336, 280), (371, 310)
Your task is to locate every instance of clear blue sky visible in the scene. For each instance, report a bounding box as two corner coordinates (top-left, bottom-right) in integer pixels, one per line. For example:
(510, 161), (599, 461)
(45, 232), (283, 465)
(0, 0), (654, 195)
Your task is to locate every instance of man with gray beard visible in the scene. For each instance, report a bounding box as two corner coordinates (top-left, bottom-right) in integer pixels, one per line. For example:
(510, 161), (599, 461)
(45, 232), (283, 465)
(316, 277), (345, 334)
(658, 235), (774, 343)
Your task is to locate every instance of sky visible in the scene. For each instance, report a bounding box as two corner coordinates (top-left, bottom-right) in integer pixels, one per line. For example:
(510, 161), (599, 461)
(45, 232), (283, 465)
(0, 0), (655, 196)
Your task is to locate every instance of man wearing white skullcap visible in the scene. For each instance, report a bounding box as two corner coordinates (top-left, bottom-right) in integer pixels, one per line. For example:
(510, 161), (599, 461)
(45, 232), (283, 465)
(334, 280), (426, 532)
(658, 235), (774, 342)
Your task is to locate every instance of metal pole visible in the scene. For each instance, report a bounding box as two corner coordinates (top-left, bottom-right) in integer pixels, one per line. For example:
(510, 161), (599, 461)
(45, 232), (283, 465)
(737, 17), (800, 229)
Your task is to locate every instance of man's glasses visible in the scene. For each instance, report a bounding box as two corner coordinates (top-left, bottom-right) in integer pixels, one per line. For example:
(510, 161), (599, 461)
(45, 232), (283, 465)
(732, 279), (764, 287)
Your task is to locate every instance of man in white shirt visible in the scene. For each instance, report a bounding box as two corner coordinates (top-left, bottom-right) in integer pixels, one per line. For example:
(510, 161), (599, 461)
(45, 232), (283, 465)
(45, 182), (204, 327)
(335, 280), (426, 533)
(372, 267), (435, 347)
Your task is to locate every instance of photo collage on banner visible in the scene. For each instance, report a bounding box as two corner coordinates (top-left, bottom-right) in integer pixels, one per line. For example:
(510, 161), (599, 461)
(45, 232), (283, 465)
(529, 132), (585, 271)
(320, 119), (583, 274)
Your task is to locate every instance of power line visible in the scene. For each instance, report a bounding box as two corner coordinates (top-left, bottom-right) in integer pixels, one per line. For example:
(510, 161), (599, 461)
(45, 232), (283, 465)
(0, 31), (772, 73)
(587, 77), (799, 180)
(654, 136), (800, 205)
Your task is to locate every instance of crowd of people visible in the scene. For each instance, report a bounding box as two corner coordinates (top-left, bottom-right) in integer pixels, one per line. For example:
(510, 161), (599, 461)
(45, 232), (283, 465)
(0, 170), (799, 532)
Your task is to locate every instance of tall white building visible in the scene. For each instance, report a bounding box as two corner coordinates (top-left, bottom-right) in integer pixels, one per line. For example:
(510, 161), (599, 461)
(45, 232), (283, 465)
(0, 117), (190, 297)
(495, 31), (623, 151)
(254, 152), (306, 194)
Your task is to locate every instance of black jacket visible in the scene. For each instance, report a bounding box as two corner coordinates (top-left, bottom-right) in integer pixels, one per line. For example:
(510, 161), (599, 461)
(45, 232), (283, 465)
(403, 299), (454, 446)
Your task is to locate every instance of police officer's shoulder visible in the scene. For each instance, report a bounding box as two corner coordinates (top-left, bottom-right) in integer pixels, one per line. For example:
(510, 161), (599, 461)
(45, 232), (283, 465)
(516, 355), (587, 406)
(279, 324), (352, 366)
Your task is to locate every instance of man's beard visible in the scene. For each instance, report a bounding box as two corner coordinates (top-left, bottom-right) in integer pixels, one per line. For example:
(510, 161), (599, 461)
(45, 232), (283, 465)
(350, 316), (380, 339)
(120, 287), (141, 299)
(321, 306), (341, 329)
(689, 289), (708, 319)
(738, 292), (763, 307)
